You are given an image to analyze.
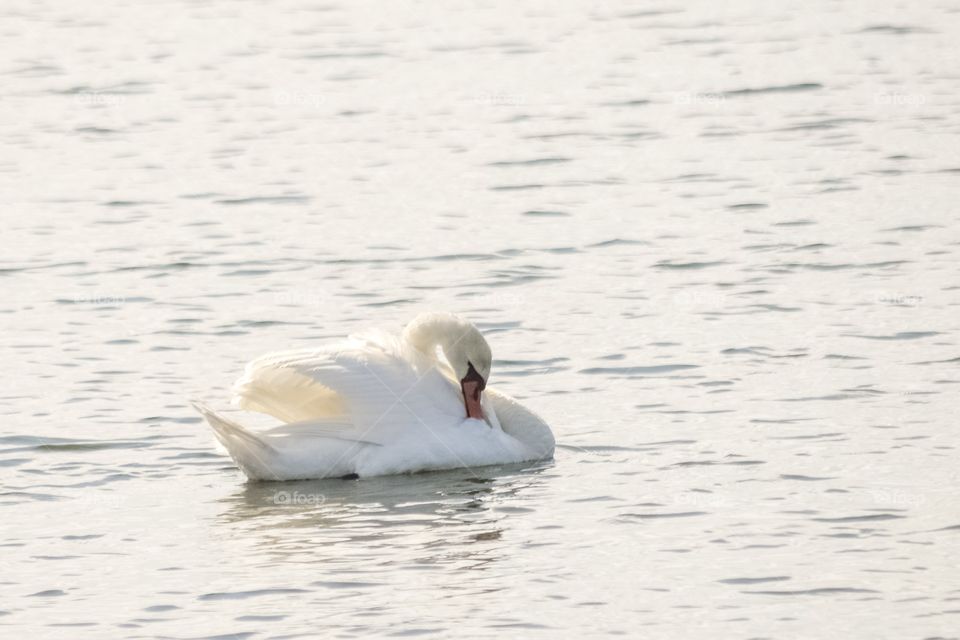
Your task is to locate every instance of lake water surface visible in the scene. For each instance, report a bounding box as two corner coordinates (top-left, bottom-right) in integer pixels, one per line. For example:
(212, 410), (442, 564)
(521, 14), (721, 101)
(2, 1), (959, 638)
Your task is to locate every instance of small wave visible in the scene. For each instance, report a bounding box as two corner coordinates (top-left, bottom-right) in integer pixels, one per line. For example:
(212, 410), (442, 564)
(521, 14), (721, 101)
(723, 83), (822, 96)
(846, 331), (939, 341)
(812, 514), (905, 523)
(488, 157), (571, 167)
(745, 587), (879, 596)
(859, 25), (932, 35)
(580, 364), (699, 375)
(621, 511), (708, 519)
(653, 261), (726, 270)
(199, 588), (311, 601)
(522, 210), (569, 217)
(719, 576), (791, 585)
(778, 117), (871, 131)
(215, 196), (310, 205)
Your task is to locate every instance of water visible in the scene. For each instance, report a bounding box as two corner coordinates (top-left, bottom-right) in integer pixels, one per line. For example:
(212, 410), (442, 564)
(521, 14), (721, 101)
(2, 0), (959, 637)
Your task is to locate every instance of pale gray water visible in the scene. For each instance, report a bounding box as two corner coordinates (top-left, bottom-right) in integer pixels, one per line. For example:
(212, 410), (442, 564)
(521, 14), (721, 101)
(2, 0), (960, 638)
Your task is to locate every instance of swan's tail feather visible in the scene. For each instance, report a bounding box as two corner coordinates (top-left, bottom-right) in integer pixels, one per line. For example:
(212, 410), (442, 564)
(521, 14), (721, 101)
(190, 401), (282, 480)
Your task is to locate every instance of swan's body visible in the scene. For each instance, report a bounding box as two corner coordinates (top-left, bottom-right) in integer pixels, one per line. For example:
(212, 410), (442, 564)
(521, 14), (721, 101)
(193, 313), (555, 480)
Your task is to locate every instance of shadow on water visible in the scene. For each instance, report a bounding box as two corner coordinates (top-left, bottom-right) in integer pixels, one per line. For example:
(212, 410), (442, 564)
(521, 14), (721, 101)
(212, 460), (556, 565)
(220, 459), (554, 521)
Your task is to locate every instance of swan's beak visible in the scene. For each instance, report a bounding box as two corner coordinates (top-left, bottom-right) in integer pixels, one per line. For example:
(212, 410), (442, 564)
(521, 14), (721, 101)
(460, 363), (486, 421)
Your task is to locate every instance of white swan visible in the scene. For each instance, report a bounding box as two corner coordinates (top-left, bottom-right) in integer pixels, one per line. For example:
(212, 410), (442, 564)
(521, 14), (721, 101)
(192, 312), (555, 480)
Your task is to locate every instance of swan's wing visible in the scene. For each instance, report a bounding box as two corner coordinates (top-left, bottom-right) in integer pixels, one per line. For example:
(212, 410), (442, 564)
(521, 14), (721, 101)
(233, 331), (465, 444)
(233, 347), (348, 423)
(309, 336), (466, 443)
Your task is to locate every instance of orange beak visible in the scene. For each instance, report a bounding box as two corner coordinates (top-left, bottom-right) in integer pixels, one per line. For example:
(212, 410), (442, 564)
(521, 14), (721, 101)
(460, 362), (485, 420)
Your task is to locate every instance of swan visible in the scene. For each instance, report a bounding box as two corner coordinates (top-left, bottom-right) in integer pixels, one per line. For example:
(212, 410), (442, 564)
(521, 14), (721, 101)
(192, 312), (555, 480)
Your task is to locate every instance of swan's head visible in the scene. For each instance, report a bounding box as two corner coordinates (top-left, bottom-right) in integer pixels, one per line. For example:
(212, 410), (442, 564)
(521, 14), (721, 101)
(403, 312), (493, 420)
(444, 338), (493, 420)
(444, 329), (492, 421)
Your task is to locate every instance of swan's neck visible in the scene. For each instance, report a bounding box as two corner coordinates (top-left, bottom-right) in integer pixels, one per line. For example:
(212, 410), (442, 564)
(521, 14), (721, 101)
(402, 312), (477, 359)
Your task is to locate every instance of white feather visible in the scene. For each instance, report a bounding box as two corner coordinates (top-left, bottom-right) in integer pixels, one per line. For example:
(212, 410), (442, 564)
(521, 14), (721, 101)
(193, 315), (555, 480)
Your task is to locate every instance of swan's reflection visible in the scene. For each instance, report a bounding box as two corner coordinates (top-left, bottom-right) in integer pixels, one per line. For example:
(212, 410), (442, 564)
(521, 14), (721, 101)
(214, 460), (555, 568)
